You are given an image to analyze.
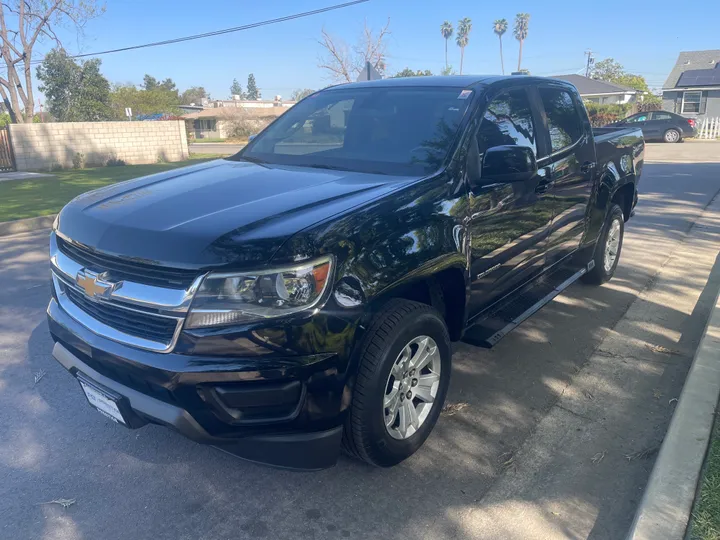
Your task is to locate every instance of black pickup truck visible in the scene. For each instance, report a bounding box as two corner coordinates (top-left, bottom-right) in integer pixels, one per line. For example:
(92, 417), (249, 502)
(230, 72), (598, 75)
(48, 75), (643, 469)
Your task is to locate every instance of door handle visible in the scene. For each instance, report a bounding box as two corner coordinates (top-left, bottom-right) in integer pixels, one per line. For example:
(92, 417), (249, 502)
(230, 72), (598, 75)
(581, 161), (596, 173)
(535, 179), (553, 194)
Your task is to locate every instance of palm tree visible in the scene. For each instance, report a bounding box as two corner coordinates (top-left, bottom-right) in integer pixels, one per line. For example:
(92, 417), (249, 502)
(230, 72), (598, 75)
(456, 17), (472, 75)
(440, 21), (454, 71)
(513, 13), (530, 72)
(493, 19), (508, 75)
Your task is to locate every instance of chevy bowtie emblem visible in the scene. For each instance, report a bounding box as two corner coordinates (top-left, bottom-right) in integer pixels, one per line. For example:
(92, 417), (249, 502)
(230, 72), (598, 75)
(76, 270), (117, 299)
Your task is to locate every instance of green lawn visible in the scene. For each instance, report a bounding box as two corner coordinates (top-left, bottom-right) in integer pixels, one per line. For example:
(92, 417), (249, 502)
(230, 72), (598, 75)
(690, 416), (720, 540)
(0, 156), (222, 223)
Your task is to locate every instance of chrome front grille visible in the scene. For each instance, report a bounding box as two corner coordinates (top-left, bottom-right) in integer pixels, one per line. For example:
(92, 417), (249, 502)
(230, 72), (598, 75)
(50, 232), (203, 353)
(63, 284), (179, 344)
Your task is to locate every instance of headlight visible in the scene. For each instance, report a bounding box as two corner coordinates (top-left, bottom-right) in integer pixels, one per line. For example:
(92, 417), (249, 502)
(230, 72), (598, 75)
(185, 256), (333, 329)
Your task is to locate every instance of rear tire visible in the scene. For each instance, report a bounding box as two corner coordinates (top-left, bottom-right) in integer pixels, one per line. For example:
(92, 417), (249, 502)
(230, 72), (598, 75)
(582, 203), (624, 285)
(664, 128), (681, 143)
(342, 299), (451, 467)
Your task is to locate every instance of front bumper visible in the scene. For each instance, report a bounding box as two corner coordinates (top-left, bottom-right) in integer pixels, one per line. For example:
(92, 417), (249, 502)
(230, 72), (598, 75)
(48, 298), (349, 469)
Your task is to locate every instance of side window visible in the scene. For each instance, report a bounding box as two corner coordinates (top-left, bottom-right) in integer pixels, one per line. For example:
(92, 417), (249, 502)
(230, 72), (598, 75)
(626, 114), (648, 123)
(539, 87), (584, 152)
(476, 88), (536, 156)
(652, 112), (673, 121)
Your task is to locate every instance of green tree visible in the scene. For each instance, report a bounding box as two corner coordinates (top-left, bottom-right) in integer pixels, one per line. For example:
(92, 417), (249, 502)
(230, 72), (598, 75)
(441, 65), (457, 76)
(230, 78), (244, 98)
(392, 68), (433, 78)
(291, 88), (315, 101)
(456, 17), (472, 75)
(591, 58), (625, 82)
(440, 21), (453, 71)
(246, 74), (260, 100)
(143, 75), (177, 93)
(110, 84), (181, 118)
(36, 49), (113, 122)
(513, 13), (530, 71)
(493, 19), (508, 75)
(180, 86), (209, 105)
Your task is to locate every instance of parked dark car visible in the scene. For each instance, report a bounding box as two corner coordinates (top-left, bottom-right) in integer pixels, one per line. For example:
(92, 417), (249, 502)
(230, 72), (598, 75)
(48, 75), (644, 469)
(608, 110), (696, 143)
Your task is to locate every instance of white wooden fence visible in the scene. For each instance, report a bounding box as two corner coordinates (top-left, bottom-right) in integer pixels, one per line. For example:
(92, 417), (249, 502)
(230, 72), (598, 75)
(696, 117), (720, 139)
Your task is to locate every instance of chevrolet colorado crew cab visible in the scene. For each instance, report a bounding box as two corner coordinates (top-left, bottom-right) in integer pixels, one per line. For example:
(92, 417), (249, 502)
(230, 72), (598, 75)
(48, 75), (644, 469)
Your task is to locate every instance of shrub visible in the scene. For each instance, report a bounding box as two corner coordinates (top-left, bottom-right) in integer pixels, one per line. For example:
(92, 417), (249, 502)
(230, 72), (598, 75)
(584, 102), (632, 127)
(106, 156), (127, 167)
(72, 152), (85, 169)
(224, 116), (273, 139)
(49, 162), (63, 172)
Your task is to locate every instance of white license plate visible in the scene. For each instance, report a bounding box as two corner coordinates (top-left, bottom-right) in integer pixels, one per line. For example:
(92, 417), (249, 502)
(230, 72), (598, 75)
(79, 379), (126, 425)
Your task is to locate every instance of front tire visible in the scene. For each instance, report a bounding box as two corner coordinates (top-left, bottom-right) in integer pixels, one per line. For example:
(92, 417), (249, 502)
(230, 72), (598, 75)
(582, 203), (624, 285)
(664, 128), (681, 143)
(342, 299), (451, 467)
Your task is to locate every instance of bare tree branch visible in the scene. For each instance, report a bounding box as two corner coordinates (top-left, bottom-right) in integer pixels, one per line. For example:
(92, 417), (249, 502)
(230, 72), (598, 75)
(317, 19), (391, 82)
(0, 0), (105, 122)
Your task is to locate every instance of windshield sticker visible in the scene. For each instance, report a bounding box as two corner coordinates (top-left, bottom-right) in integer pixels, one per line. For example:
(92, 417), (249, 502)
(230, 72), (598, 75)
(458, 90), (472, 100)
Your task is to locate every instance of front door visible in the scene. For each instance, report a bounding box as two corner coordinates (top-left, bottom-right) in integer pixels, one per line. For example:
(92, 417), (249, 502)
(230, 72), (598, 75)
(643, 111), (674, 139)
(466, 86), (554, 319)
(537, 85), (595, 266)
(622, 112), (651, 138)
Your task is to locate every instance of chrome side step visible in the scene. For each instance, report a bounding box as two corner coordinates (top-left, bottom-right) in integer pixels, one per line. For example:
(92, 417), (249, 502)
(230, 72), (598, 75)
(462, 266), (588, 349)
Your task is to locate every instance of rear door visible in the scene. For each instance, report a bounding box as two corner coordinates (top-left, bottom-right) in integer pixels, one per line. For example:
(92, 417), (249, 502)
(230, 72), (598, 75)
(536, 84), (595, 267)
(466, 85), (554, 318)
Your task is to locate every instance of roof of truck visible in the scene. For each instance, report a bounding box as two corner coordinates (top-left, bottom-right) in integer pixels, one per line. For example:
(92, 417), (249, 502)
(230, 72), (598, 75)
(332, 75), (574, 90)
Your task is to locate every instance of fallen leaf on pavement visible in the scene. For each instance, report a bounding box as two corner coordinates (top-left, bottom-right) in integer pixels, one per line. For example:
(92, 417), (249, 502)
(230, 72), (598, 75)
(653, 389), (662, 399)
(33, 369), (46, 386)
(39, 499), (76, 509)
(441, 402), (468, 416)
(645, 344), (679, 355)
(625, 446), (660, 462)
(591, 451), (606, 465)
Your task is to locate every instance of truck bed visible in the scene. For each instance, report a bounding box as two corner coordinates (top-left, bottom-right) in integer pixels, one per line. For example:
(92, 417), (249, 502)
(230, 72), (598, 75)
(592, 126), (644, 174)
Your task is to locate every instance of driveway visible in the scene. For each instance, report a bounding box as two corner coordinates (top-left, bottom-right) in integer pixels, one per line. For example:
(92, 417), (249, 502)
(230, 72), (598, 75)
(1, 144), (719, 539)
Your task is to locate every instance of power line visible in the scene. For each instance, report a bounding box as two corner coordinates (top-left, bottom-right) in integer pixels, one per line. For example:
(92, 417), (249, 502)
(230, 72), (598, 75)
(11, 0), (370, 68)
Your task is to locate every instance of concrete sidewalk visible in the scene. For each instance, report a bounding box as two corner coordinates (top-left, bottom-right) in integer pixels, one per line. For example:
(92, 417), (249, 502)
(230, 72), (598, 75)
(456, 190), (720, 538)
(628, 279), (720, 538)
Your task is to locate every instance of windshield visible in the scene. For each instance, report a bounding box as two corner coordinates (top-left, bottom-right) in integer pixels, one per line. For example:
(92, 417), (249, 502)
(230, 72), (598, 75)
(231, 86), (474, 176)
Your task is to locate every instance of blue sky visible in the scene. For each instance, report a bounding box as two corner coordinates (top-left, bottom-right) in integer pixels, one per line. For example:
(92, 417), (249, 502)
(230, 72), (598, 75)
(39, 0), (720, 101)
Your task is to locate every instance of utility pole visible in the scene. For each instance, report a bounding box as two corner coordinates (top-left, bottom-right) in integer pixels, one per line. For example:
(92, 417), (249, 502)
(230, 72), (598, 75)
(584, 50), (595, 78)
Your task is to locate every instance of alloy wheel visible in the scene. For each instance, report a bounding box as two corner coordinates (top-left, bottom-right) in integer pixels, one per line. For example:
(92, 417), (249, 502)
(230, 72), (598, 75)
(383, 335), (441, 440)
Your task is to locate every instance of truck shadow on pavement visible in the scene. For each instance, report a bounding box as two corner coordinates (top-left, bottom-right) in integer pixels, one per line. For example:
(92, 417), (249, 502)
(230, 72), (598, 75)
(2, 161), (720, 540)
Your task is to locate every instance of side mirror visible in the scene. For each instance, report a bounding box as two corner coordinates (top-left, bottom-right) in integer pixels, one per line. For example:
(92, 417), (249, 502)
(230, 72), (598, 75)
(480, 145), (537, 184)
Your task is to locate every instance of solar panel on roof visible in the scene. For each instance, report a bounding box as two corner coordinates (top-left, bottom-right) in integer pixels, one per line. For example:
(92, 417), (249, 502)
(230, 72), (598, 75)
(677, 67), (720, 87)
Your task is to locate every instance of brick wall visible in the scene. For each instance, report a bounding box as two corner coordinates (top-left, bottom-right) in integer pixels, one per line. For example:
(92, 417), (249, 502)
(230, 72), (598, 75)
(9, 121), (189, 171)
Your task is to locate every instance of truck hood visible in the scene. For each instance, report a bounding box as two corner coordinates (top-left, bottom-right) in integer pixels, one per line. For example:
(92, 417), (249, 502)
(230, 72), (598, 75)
(57, 159), (414, 268)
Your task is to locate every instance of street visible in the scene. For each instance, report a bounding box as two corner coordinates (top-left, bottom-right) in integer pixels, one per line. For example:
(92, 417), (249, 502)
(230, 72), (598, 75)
(1, 146), (720, 539)
(189, 143), (243, 155)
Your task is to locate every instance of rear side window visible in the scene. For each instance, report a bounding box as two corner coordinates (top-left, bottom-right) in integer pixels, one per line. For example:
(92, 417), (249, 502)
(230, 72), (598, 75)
(653, 112), (673, 120)
(476, 88), (537, 155)
(539, 88), (584, 152)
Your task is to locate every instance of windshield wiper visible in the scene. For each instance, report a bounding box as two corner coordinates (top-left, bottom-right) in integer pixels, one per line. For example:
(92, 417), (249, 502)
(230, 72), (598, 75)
(236, 155), (268, 165)
(303, 163), (351, 171)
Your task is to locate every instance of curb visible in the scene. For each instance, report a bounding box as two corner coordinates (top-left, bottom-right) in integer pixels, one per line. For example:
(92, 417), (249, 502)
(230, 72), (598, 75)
(627, 288), (720, 539)
(0, 214), (55, 237)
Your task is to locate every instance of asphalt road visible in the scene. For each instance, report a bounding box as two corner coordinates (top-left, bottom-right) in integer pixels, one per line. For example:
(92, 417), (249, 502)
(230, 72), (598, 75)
(190, 143), (243, 155)
(1, 146), (719, 540)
